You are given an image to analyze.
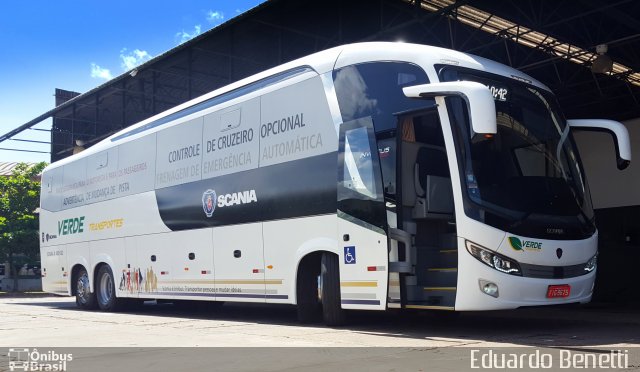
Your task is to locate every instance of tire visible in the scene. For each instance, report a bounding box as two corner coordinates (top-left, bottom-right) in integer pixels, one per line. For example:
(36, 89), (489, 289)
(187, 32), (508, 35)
(75, 268), (97, 310)
(296, 258), (321, 323)
(96, 265), (126, 312)
(320, 252), (346, 326)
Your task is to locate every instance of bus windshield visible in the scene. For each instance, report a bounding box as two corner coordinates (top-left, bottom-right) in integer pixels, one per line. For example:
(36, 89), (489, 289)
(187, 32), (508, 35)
(441, 67), (595, 240)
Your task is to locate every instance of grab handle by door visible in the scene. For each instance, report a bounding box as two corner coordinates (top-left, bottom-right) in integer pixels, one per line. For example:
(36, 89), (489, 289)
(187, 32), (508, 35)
(388, 228), (414, 273)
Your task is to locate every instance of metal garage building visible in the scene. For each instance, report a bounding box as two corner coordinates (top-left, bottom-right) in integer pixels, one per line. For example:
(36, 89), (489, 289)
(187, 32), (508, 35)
(1, 0), (638, 303)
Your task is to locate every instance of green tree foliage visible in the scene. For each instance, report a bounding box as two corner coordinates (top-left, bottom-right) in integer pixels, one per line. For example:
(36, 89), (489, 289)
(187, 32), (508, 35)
(0, 162), (47, 279)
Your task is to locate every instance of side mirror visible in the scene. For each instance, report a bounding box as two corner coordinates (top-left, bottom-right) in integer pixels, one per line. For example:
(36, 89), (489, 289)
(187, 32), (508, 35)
(403, 81), (497, 137)
(567, 119), (631, 170)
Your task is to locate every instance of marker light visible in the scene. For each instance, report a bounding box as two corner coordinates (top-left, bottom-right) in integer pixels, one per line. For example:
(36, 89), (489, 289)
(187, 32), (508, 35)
(584, 253), (598, 273)
(466, 240), (522, 276)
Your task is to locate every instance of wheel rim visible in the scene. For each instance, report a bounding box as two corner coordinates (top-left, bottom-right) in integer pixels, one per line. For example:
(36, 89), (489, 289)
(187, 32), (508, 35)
(98, 271), (114, 305)
(76, 273), (91, 304)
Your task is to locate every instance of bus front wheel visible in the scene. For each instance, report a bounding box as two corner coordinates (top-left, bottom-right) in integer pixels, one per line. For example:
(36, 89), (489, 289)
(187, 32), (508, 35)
(96, 265), (126, 312)
(320, 252), (346, 326)
(296, 256), (322, 323)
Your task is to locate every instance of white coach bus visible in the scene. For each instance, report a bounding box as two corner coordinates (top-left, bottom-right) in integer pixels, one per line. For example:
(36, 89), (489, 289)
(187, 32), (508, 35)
(40, 42), (631, 325)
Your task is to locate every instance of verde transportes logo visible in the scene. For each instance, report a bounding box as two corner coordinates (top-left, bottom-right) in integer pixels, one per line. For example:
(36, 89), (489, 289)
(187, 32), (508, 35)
(508, 236), (543, 252)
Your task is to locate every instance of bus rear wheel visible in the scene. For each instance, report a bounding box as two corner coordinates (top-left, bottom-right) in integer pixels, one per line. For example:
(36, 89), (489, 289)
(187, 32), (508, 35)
(320, 252), (346, 326)
(75, 268), (97, 310)
(96, 265), (126, 311)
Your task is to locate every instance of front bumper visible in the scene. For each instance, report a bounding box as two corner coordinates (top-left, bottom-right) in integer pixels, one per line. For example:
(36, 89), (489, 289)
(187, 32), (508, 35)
(455, 238), (595, 311)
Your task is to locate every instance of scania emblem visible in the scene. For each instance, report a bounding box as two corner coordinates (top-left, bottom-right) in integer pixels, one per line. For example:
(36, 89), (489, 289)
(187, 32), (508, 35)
(202, 189), (217, 218)
(556, 248), (563, 259)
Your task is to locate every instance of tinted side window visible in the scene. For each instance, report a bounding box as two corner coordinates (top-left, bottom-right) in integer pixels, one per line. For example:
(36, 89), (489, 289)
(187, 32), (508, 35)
(333, 62), (430, 132)
(338, 117), (386, 231)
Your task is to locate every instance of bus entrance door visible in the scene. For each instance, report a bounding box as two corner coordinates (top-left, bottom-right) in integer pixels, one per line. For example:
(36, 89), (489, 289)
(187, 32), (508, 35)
(337, 117), (388, 310)
(395, 110), (458, 310)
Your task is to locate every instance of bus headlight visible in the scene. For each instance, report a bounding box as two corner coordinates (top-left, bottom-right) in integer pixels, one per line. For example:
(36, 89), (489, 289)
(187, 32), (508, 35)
(466, 240), (522, 276)
(584, 253), (597, 273)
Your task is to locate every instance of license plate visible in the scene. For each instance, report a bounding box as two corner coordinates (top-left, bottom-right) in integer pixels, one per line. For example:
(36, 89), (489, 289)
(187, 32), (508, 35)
(547, 284), (571, 298)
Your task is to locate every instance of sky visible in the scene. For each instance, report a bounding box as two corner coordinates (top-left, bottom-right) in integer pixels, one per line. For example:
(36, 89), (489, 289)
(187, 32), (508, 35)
(0, 0), (265, 163)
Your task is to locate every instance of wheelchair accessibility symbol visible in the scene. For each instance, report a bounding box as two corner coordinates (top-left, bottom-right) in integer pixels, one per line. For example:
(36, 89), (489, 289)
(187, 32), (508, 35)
(344, 246), (356, 264)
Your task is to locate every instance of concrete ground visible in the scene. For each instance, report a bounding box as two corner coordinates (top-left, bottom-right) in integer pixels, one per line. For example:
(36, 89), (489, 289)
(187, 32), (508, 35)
(1, 295), (639, 371)
(0, 295), (638, 348)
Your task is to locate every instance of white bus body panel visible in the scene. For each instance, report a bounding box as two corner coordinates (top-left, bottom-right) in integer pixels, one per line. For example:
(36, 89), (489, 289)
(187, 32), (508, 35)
(337, 218), (389, 310)
(212, 223), (265, 303)
(40, 242), (68, 295)
(157, 229), (216, 300)
(263, 214), (339, 304)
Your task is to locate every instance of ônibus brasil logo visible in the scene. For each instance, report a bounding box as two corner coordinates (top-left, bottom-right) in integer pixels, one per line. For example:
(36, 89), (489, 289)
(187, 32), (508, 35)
(8, 348), (73, 371)
(508, 236), (543, 252)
